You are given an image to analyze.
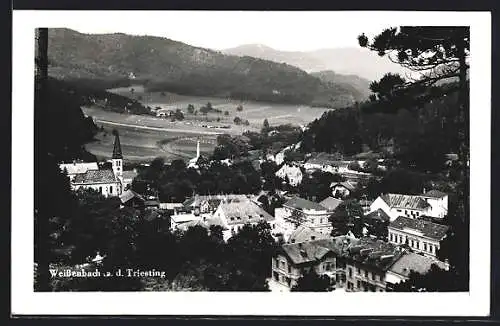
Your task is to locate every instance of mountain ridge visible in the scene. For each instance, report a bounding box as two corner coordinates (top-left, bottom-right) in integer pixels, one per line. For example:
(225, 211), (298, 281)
(48, 28), (368, 108)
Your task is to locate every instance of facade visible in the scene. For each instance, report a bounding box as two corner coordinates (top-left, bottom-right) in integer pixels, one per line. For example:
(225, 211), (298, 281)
(387, 216), (449, 258)
(369, 194), (432, 222)
(60, 133), (124, 198)
(369, 191), (448, 221)
(212, 197), (276, 241)
(271, 237), (352, 290)
(344, 237), (403, 292)
(275, 197), (333, 240)
(275, 164), (303, 186)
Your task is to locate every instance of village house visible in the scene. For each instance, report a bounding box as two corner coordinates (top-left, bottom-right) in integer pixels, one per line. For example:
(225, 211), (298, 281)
(274, 197), (333, 240)
(212, 197), (276, 241)
(303, 152), (343, 174)
(182, 194), (245, 214)
(369, 190), (448, 221)
(275, 163), (303, 186)
(119, 189), (146, 210)
(385, 251), (449, 289)
(344, 237), (403, 292)
(271, 236), (354, 290)
(330, 181), (357, 199)
(387, 216), (449, 259)
(60, 132), (125, 198)
(287, 225), (330, 244)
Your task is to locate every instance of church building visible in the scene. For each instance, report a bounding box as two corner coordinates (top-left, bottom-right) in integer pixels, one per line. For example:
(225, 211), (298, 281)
(60, 132), (124, 197)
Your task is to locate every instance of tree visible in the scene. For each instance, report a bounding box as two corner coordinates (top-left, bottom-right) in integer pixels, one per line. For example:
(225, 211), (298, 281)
(173, 109), (184, 121)
(359, 26), (469, 216)
(262, 119), (270, 134)
(187, 104), (195, 114)
(224, 111), (229, 116)
(291, 270), (335, 292)
(233, 116), (242, 125)
(236, 104), (243, 112)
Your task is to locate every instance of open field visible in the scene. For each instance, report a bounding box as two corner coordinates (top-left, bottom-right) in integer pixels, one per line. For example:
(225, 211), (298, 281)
(83, 90), (332, 164)
(108, 86), (331, 128)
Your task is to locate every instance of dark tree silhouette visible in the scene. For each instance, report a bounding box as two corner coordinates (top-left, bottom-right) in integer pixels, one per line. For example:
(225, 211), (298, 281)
(291, 269), (335, 292)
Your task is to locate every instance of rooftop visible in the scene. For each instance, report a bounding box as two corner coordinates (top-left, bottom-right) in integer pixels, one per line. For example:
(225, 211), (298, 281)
(73, 169), (117, 184)
(288, 225), (330, 244)
(364, 209), (391, 222)
(281, 235), (358, 266)
(389, 216), (449, 241)
(388, 252), (448, 278)
(381, 194), (431, 210)
(347, 237), (403, 271)
(330, 181), (357, 191)
(119, 189), (145, 204)
(423, 189), (448, 198)
(305, 152), (344, 166)
(284, 196), (327, 212)
(218, 199), (274, 225)
(319, 196), (343, 212)
(59, 162), (99, 175)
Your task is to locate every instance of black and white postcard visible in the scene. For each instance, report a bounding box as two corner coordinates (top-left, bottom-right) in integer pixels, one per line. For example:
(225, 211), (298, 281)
(11, 10), (491, 316)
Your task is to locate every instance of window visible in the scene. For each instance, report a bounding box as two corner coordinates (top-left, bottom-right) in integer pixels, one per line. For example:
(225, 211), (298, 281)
(364, 270), (368, 278)
(320, 218), (324, 224)
(99, 186), (102, 193)
(288, 266), (291, 274)
(424, 243), (427, 251)
(397, 209), (402, 212)
(281, 261), (286, 269)
(415, 241), (419, 249)
(416, 211), (420, 216)
(399, 235), (403, 243)
(405, 210), (408, 215)
(110, 186), (113, 194)
(429, 244), (434, 253)
(372, 273), (375, 281)
(348, 267), (353, 277)
(356, 280), (360, 288)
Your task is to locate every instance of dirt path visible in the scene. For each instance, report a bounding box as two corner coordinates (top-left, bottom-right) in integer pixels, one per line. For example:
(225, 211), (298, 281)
(96, 119), (224, 136)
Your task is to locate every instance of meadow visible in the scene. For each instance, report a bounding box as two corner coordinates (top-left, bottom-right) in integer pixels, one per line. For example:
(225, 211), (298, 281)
(82, 87), (333, 164)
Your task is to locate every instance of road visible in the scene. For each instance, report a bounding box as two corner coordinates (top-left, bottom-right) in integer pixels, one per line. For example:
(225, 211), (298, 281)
(95, 119), (224, 136)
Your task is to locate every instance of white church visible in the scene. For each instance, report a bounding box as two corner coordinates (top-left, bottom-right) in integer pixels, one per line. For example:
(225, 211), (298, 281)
(59, 132), (124, 197)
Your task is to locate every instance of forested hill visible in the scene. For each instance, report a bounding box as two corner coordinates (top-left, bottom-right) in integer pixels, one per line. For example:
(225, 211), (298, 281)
(311, 70), (372, 101)
(300, 84), (462, 173)
(48, 28), (360, 108)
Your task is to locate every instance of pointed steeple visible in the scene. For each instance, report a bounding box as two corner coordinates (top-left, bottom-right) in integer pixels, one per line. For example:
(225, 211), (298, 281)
(112, 131), (123, 159)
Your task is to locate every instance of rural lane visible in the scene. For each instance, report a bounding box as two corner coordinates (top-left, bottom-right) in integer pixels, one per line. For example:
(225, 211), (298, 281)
(95, 119), (224, 136)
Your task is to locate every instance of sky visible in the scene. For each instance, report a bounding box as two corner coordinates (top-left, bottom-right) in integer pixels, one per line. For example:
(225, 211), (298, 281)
(59, 11), (394, 51)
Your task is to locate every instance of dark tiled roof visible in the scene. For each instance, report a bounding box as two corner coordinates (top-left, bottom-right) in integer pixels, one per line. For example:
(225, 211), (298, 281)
(364, 209), (391, 222)
(347, 237), (403, 271)
(288, 225), (330, 244)
(381, 194), (430, 210)
(389, 216), (449, 241)
(423, 190), (447, 198)
(284, 196), (327, 211)
(281, 236), (357, 265)
(73, 169), (117, 184)
(319, 197), (343, 211)
(218, 199), (274, 225)
(388, 252), (448, 278)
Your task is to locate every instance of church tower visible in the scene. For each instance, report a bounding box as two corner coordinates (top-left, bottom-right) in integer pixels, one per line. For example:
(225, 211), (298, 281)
(112, 131), (123, 182)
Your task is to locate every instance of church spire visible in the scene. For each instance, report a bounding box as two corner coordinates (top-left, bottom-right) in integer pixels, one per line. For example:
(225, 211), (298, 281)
(112, 131), (123, 159)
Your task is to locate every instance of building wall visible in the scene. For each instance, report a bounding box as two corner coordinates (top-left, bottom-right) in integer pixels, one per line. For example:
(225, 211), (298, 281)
(271, 254), (339, 290)
(73, 182), (121, 197)
(387, 227), (441, 258)
(423, 196), (448, 218)
(369, 197), (396, 221)
(345, 262), (387, 292)
(369, 197), (432, 221)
